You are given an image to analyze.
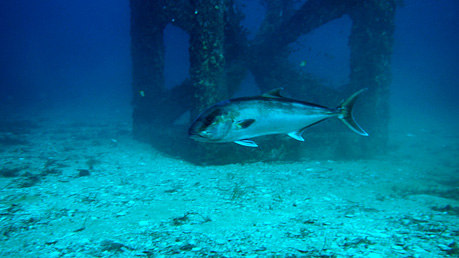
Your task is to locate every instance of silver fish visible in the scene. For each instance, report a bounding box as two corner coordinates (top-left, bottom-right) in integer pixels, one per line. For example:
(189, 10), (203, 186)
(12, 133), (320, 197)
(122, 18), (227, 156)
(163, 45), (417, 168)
(188, 88), (368, 147)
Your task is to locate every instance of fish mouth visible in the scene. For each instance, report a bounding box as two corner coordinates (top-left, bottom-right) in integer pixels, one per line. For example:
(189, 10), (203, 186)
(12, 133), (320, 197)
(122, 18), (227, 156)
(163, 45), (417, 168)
(188, 130), (199, 138)
(188, 132), (200, 138)
(189, 132), (208, 142)
(188, 128), (215, 142)
(188, 128), (205, 140)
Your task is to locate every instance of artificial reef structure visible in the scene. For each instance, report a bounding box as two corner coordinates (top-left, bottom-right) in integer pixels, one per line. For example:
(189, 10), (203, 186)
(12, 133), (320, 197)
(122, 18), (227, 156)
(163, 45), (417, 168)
(129, 0), (396, 164)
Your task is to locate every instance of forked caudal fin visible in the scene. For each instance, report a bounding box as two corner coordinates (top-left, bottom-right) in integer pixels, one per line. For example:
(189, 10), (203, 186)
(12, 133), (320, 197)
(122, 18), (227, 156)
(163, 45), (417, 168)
(336, 88), (369, 136)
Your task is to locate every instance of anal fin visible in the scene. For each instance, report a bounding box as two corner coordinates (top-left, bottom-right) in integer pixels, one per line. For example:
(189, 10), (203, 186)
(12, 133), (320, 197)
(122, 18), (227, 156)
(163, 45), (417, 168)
(288, 130), (305, 141)
(288, 119), (327, 142)
(234, 140), (258, 147)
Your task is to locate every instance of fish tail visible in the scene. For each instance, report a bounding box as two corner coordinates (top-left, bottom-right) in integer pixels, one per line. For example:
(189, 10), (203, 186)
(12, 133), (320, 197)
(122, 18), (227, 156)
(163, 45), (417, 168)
(336, 89), (369, 136)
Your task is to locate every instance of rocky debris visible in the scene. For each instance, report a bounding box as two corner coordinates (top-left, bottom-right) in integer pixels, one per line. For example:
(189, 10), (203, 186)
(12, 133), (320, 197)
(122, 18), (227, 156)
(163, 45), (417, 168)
(0, 111), (457, 257)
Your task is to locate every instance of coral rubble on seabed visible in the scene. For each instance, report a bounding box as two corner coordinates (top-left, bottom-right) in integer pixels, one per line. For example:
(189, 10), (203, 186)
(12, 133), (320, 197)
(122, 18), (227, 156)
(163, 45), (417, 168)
(0, 109), (458, 258)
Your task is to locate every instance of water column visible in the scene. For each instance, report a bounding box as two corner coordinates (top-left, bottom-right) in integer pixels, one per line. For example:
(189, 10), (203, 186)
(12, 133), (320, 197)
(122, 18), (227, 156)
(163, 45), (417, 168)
(130, 0), (166, 140)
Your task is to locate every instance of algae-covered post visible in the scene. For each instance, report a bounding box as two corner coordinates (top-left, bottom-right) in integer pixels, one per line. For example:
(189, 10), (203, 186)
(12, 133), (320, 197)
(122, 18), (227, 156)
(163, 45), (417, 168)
(128, 0), (396, 163)
(189, 0), (227, 118)
(250, 0), (357, 101)
(249, 0), (395, 158)
(348, 0), (396, 155)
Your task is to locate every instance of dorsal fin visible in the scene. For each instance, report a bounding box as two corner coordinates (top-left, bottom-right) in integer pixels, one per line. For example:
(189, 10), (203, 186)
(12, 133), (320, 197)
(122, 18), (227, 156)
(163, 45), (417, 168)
(261, 88), (284, 98)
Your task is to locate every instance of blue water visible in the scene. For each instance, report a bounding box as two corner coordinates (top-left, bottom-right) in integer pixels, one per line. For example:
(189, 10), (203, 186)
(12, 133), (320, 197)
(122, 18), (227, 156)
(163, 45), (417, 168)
(1, 0), (458, 114)
(0, 0), (458, 257)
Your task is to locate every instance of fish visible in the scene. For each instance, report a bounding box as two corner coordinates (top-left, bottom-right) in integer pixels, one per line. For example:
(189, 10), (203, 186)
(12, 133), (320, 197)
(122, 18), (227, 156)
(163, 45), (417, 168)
(188, 88), (368, 147)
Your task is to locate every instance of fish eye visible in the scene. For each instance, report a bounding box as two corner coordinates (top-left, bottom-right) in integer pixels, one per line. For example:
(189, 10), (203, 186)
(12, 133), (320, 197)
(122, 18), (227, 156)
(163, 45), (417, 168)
(205, 116), (215, 124)
(203, 109), (224, 126)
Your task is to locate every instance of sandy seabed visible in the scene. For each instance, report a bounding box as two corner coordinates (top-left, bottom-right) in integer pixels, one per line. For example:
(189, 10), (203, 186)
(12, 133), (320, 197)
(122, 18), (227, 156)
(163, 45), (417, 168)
(1, 104), (458, 258)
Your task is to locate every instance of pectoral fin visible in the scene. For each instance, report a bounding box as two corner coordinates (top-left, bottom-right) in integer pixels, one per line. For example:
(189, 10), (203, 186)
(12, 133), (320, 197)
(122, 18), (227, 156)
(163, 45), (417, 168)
(234, 140), (258, 147)
(235, 119), (255, 129)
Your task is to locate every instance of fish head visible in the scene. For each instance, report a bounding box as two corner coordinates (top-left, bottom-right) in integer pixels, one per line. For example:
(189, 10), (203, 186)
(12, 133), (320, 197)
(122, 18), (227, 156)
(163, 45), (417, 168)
(188, 104), (234, 142)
